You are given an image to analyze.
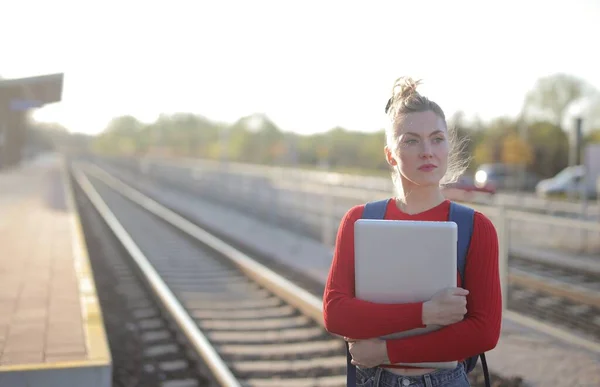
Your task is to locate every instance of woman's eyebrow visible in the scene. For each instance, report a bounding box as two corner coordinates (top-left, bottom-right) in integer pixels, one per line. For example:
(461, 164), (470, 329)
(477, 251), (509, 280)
(402, 130), (445, 137)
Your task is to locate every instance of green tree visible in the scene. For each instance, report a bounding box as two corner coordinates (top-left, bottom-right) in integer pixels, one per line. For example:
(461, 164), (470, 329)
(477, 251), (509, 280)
(473, 141), (496, 165)
(472, 117), (515, 166)
(88, 75), (597, 180)
(501, 132), (533, 166)
(522, 73), (595, 127)
(586, 96), (600, 130)
(585, 129), (600, 144)
(526, 121), (569, 177)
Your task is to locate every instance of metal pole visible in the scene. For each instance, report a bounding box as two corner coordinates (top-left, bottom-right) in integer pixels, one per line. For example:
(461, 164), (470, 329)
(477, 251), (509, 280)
(597, 176), (600, 223)
(582, 143), (589, 219)
(568, 117), (583, 201)
(497, 205), (509, 313)
(0, 122), (5, 168)
(518, 114), (528, 195)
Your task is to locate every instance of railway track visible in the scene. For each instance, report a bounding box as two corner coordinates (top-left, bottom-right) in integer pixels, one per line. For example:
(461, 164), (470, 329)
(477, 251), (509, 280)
(73, 177), (210, 387)
(70, 160), (599, 386)
(508, 259), (600, 342)
(71, 163), (347, 386)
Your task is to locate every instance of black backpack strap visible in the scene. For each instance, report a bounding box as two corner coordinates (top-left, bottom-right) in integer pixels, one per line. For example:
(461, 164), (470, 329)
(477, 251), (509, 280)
(346, 341), (355, 387)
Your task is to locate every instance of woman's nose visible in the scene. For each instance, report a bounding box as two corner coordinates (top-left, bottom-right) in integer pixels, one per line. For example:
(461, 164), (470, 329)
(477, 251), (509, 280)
(420, 142), (433, 158)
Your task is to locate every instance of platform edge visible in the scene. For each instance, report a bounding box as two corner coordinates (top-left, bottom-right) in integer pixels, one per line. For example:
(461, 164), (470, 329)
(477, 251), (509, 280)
(62, 156), (112, 366)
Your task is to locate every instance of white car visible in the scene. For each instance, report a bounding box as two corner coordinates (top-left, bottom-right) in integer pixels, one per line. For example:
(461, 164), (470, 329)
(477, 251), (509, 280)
(535, 165), (596, 199)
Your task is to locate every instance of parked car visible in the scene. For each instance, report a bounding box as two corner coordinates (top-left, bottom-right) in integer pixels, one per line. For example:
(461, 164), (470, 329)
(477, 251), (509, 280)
(474, 163), (541, 192)
(535, 165), (598, 199)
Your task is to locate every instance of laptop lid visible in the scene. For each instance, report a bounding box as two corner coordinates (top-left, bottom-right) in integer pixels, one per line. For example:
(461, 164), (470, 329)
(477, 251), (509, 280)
(354, 219), (458, 369)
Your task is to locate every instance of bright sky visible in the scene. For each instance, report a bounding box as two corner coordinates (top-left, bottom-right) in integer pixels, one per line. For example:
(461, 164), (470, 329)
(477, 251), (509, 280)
(2, 0), (599, 135)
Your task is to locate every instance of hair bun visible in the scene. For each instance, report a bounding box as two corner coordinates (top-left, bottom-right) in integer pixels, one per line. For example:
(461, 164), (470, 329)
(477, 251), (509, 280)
(392, 76), (422, 100)
(385, 76), (423, 114)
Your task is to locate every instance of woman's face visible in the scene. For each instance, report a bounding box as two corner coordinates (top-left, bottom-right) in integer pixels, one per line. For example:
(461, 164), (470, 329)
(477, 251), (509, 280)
(385, 110), (449, 187)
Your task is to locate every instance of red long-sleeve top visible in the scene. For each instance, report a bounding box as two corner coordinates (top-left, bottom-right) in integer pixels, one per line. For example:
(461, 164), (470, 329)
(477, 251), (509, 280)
(322, 199), (502, 366)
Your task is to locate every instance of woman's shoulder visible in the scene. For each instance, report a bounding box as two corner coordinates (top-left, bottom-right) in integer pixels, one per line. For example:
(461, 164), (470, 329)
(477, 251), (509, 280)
(341, 204), (367, 224)
(339, 199), (391, 229)
(333, 205), (365, 238)
(472, 209), (498, 240)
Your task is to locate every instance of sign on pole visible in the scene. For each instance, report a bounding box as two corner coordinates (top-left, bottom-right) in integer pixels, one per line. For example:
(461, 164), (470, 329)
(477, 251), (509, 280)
(9, 99), (43, 111)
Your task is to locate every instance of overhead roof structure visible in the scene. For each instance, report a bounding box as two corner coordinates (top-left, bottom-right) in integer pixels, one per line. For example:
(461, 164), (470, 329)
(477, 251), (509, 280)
(0, 73), (64, 110)
(0, 73), (64, 167)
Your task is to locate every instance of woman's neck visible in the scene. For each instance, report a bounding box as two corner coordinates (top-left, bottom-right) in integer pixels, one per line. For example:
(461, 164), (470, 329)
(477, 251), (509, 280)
(394, 184), (446, 215)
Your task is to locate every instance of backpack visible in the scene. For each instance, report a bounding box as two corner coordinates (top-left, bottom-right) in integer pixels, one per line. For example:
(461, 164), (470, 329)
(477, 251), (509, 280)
(345, 199), (490, 387)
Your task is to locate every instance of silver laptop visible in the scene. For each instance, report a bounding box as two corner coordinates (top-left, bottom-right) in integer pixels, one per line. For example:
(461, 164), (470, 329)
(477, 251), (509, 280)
(354, 219), (458, 369)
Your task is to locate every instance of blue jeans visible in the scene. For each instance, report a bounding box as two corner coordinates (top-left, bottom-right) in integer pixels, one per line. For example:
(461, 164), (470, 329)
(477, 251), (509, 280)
(355, 363), (470, 387)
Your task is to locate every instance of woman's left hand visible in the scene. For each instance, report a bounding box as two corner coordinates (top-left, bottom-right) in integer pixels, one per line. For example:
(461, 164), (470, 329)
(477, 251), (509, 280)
(344, 337), (390, 368)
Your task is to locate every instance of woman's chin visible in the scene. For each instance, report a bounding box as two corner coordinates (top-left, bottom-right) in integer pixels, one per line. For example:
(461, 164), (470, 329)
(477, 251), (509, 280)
(407, 176), (442, 188)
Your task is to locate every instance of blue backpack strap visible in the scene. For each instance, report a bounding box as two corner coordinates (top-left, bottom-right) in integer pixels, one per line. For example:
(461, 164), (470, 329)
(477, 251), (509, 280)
(449, 201), (488, 382)
(362, 198), (391, 219)
(448, 201), (474, 284)
(346, 199), (391, 387)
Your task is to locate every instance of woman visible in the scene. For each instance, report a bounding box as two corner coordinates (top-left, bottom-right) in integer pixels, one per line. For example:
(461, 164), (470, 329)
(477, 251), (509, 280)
(322, 76), (502, 387)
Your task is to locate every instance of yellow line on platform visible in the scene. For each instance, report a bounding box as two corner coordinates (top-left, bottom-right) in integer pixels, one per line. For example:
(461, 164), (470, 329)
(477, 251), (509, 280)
(0, 359), (110, 373)
(0, 157), (111, 374)
(62, 156), (112, 366)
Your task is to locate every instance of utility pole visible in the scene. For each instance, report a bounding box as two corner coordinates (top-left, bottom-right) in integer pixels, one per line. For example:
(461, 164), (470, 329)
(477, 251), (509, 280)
(569, 117), (583, 167)
(568, 116), (583, 202)
(517, 111), (528, 194)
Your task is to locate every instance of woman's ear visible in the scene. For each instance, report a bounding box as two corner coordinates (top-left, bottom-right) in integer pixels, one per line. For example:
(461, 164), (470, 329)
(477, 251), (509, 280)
(384, 145), (397, 166)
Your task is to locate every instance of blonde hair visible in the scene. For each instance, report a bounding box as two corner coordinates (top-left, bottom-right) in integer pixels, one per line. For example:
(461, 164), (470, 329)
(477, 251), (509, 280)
(384, 76), (470, 191)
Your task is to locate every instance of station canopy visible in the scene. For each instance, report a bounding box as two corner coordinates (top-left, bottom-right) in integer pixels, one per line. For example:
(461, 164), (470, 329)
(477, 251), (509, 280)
(0, 73), (64, 111)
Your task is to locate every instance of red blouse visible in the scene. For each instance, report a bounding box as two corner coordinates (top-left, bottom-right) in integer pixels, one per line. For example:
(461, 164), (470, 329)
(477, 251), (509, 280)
(322, 199), (502, 365)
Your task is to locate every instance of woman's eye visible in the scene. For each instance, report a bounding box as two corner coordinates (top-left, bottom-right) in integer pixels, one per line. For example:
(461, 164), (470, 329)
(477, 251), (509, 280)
(433, 137), (445, 143)
(404, 139), (418, 145)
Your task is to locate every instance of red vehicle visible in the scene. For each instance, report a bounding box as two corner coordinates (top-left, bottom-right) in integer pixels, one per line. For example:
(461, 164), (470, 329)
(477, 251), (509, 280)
(442, 176), (496, 201)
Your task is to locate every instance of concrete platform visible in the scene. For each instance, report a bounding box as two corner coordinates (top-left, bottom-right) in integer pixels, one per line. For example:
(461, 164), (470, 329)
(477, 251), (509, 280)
(0, 154), (111, 387)
(87, 161), (600, 387)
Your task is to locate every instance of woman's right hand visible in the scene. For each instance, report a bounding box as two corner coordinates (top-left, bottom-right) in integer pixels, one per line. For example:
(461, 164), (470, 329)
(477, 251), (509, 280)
(422, 287), (469, 326)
